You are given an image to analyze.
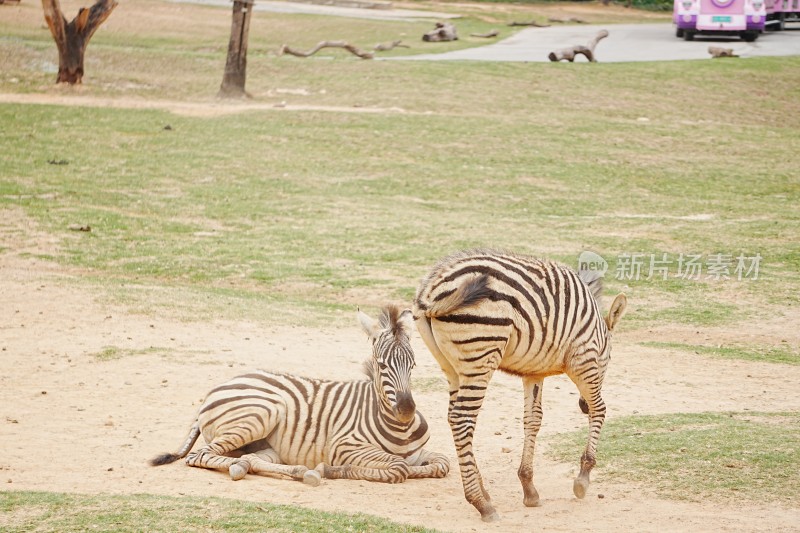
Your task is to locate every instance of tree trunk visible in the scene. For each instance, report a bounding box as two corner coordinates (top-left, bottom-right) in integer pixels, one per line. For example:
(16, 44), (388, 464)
(41, 0), (118, 85)
(219, 0), (254, 99)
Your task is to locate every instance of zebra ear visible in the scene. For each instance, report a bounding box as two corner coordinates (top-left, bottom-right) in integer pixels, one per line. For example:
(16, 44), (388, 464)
(358, 309), (381, 339)
(605, 293), (627, 332)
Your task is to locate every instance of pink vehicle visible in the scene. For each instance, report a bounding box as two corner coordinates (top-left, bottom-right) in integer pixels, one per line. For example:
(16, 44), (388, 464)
(674, 0), (766, 41)
(766, 0), (800, 30)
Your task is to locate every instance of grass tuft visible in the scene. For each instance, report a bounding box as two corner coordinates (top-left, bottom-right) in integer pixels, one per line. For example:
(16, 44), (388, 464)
(642, 341), (800, 365)
(547, 411), (800, 504)
(0, 491), (440, 533)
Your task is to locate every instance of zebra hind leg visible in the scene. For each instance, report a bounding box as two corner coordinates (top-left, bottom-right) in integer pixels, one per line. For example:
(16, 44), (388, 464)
(233, 447), (321, 486)
(449, 379), (500, 522)
(405, 448), (450, 479)
(567, 370), (607, 499)
(185, 438), (246, 478)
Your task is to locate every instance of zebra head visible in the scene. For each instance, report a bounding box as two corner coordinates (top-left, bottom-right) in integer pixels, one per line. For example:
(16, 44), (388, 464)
(358, 305), (417, 424)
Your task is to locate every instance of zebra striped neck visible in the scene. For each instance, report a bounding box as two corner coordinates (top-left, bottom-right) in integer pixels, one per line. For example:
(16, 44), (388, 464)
(355, 382), (424, 456)
(364, 381), (416, 431)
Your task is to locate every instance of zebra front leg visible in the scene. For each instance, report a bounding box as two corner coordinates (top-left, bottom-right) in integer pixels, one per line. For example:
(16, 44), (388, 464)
(405, 448), (450, 479)
(518, 377), (544, 507)
(319, 445), (412, 484)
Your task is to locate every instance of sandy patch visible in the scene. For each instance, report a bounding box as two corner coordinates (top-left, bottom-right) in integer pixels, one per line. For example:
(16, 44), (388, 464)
(1, 222), (799, 532)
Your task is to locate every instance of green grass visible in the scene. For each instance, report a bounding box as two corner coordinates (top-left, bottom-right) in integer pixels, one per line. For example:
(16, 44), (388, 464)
(0, 491), (439, 532)
(90, 345), (170, 361)
(547, 411), (800, 504)
(643, 342), (800, 365)
(1, 2), (798, 331)
(412, 376), (448, 393)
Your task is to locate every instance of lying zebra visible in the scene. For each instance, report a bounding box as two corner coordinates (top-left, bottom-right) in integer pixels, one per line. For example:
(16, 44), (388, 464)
(150, 305), (450, 486)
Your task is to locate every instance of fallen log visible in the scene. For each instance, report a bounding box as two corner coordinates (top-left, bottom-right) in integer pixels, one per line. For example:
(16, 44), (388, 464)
(374, 40), (410, 52)
(470, 30), (499, 38)
(708, 46), (738, 58)
(548, 29), (609, 62)
(508, 20), (551, 27)
(423, 22), (458, 42)
(548, 16), (587, 24)
(279, 41), (374, 59)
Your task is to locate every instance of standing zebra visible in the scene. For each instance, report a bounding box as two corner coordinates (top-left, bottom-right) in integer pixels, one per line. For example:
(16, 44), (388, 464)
(413, 250), (626, 522)
(150, 306), (449, 486)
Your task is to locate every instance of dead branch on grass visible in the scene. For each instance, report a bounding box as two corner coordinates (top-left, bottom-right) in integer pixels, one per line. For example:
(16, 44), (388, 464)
(508, 20), (551, 27)
(422, 22), (458, 42)
(374, 40), (409, 52)
(708, 46), (739, 58)
(548, 29), (609, 62)
(470, 30), (500, 38)
(548, 16), (587, 24)
(279, 41), (374, 60)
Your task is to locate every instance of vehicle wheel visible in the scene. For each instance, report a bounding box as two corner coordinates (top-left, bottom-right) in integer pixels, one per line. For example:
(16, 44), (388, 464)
(683, 31), (695, 41)
(742, 31), (758, 42)
(676, 28), (685, 38)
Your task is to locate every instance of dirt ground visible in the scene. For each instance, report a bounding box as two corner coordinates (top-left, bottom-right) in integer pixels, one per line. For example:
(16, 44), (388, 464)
(2, 209), (800, 532)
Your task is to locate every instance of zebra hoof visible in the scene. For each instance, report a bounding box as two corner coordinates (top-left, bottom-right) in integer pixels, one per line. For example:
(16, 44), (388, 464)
(229, 462), (248, 481)
(573, 477), (588, 499)
(523, 495), (541, 507)
(303, 469), (322, 487)
(481, 511), (501, 523)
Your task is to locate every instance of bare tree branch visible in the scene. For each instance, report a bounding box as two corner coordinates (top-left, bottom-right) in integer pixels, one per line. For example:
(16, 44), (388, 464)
(508, 20), (550, 27)
(470, 30), (499, 38)
(279, 41), (374, 60)
(374, 40), (409, 52)
(548, 16), (587, 24)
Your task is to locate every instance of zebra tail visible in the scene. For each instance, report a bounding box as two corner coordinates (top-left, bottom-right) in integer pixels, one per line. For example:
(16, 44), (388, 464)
(578, 268), (603, 304)
(149, 423), (201, 466)
(426, 274), (492, 317)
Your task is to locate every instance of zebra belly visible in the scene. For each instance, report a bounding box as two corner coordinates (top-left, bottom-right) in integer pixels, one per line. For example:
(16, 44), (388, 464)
(498, 345), (567, 377)
(268, 428), (329, 469)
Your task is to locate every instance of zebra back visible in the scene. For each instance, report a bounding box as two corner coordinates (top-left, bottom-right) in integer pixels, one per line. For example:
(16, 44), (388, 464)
(413, 249), (611, 374)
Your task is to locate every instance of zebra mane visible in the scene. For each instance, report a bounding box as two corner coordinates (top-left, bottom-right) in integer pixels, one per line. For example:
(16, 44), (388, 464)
(361, 359), (376, 380)
(379, 304), (411, 340)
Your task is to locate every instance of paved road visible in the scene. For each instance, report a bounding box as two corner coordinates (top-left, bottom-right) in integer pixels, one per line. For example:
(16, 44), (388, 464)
(172, 1), (800, 62)
(390, 23), (800, 62)
(169, 0), (458, 21)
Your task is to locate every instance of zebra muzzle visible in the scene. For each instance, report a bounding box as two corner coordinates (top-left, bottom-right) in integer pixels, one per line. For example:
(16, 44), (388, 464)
(394, 392), (416, 422)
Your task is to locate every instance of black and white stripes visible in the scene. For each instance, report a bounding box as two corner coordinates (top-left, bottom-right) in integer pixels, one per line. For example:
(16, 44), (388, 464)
(413, 250), (626, 521)
(150, 306), (449, 486)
